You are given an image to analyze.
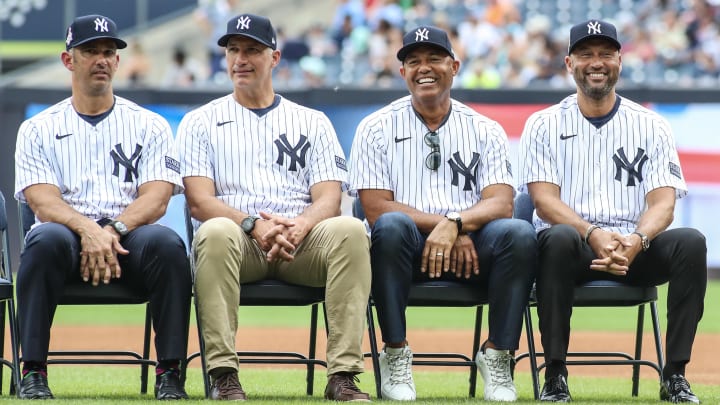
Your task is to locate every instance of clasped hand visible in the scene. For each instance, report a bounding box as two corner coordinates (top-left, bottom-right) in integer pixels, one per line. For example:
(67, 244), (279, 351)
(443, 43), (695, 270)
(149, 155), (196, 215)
(421, 223), (479, 279)
(79, 226), (129, 286)
(589, 230), (639, 276)
(254, 212), (310, 263)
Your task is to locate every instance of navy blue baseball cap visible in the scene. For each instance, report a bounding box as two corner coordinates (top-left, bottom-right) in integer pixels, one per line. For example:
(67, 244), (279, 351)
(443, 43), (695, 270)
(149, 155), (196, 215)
(397, 25), (454, 61)
(217, 14), (277, 49)
(65, 14), (127, 51)
(568, 19), (621, 54)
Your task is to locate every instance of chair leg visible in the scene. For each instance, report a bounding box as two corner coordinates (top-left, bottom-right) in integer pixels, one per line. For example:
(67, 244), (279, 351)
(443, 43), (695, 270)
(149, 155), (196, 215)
(0, 301), (5, 395)
(468, 306), (483, 398)
(141, 304), (152, 394)
(306, 303), (320, 396)
(365, 303), (381, 399)
(650, 301), (665, 383)
(524, 306), (540, 400)
(631, 305), (646, 396)
(9, 298), (20, 395)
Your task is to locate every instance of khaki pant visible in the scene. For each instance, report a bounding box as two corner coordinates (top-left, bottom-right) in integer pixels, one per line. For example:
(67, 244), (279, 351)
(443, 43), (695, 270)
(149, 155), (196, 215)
(193, 216), (371, 376)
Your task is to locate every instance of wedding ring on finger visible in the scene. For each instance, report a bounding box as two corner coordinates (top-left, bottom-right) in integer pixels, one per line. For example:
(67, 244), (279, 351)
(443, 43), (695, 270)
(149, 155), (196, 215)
(436, 252), (444, 256)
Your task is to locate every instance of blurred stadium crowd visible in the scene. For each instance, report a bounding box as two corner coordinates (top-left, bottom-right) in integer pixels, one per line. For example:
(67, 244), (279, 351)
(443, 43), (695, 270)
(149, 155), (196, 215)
(132, 0), (720, 90)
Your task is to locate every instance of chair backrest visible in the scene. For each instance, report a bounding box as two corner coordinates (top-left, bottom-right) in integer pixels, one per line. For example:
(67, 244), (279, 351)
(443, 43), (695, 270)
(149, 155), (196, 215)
(0, 190), (13, 283)
(18, 200), (35, 244)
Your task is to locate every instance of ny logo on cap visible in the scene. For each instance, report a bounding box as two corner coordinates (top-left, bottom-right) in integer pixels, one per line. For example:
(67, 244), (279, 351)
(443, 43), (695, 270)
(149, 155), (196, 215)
(94, 17), (109, 33)
(236, 16), (251, 30)
(587, 21), (602, 35)
(65, 27), (73, 46)
(415, 27), (429, 42)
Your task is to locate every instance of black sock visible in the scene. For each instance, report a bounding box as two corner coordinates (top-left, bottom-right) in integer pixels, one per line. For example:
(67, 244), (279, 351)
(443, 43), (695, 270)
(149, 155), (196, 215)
(545, 360), (568, 381)
(22, 361), (47, 377)
(156, 360), (180, 376)
(663, 362), (687, 380)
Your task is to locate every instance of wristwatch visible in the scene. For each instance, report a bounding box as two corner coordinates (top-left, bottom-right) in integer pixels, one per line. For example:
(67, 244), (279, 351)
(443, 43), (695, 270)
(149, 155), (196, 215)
(445, 212), (462, 233)
(240, 215), (260, 235)
(632, 231), (650, 251)
(109, 220), (129, 236)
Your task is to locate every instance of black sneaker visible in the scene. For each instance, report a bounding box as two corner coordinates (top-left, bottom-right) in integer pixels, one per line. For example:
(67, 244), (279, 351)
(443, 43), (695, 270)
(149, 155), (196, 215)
(155, 369), (189, 400)
(18, 372), (54, 400)
(540, 375), (572, 402)
(660, 374), (700, 404)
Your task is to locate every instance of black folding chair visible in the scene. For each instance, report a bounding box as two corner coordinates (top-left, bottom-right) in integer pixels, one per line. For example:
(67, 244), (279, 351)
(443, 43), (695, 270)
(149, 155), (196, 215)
(183, 207), (327, 398)
(353, 198), (486, 398)
(17, 202), (155, 394)
(0, 191), (20, 395)
(512, 193), (664, 399)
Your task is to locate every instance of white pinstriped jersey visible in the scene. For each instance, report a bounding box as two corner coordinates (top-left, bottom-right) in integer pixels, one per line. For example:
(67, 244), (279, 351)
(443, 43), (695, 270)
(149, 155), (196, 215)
(348, 95), (514, 214)
(177, 94), (348, 224)
(14, 96), (183, 221)
(517, 94), (687, 234)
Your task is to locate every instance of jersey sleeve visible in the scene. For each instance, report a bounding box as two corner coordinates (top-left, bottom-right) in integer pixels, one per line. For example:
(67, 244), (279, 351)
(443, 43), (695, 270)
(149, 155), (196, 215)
(517, 112), (558, 193)
(137, 113), (183, 194)
(14, 120), (61, 202)
(477, 121), (514, 191)
(177, 110), (214, 181)
(307, 112), (349, 190)
(644, 117), (688, 199)
(348, 115), (392, 193)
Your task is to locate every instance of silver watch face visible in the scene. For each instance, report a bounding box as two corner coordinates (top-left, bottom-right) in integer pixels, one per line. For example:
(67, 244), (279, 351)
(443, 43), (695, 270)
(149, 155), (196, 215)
(446, 212), (461, 221)
(240, 216), (256, 234)
(113, 221), (129, 235)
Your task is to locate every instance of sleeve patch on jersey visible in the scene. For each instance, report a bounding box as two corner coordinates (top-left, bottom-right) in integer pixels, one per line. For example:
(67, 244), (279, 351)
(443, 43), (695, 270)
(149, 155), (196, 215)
(335, 156), (347, 171)
(506, 159), (513, 176)
(165, 156), (181, 174)
(669, 162), (682, 179)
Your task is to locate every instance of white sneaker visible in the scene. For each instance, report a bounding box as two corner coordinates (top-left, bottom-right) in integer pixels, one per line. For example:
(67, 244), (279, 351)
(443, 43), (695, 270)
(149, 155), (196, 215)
(379, 345), (416, 401)
(475, 347), (517, 402)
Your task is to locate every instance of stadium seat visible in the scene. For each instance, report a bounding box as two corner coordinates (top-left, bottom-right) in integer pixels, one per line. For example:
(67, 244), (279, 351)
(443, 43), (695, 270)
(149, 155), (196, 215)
(512, 192), (665, 399)
(353, 198), (485, 398)
(0, 191), (20, 395)
(17, 202), (155, 394)
(182, 206), (328, 398)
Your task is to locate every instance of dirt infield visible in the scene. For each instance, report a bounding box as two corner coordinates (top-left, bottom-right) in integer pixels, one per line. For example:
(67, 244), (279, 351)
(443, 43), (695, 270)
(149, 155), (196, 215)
(29, 326), (720, 385)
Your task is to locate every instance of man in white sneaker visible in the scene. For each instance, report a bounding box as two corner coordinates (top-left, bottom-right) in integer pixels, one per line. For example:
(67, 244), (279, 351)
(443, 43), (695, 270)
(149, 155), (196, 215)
(348, 25), (537, 401)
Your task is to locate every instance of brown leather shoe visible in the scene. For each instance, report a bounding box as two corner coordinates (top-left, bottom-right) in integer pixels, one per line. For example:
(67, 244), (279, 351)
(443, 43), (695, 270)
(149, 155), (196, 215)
(324, 372), (371, 402)
(210, 372), (247, 401)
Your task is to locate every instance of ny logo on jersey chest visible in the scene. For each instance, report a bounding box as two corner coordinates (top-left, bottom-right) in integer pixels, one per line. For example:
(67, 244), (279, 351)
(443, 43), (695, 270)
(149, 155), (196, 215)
(110, 143), (142, 182)
(275, 134), (310, 172)
(613, 147), (648, 186)
(448, 152), (480, 191)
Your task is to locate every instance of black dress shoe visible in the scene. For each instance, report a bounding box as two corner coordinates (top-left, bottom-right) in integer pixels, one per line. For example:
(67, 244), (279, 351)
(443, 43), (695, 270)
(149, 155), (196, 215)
(155, 370), (189, 400)
(660, 374), (700, 403)
(540, 375), (572, 402)
(18, 372), (54, 400)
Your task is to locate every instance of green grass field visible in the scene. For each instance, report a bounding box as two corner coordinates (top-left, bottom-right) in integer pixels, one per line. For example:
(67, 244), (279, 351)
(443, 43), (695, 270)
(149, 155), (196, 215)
(0, 281), (716, 403)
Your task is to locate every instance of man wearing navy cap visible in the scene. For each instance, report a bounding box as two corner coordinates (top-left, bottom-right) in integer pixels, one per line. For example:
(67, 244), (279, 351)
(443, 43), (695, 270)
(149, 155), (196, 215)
(177, 13), (372, 401)
(518, 19), (706, 403)
(14, 14), (191, 400)
(348, 25), (536, 401)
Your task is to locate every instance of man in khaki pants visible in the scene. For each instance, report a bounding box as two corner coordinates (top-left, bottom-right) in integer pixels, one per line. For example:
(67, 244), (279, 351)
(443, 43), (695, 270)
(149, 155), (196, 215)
(177, 13), (372, 402)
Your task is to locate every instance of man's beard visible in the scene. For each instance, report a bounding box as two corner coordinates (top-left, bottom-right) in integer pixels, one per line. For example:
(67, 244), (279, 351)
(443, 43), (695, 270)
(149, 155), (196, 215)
(574, 70), (618, 100)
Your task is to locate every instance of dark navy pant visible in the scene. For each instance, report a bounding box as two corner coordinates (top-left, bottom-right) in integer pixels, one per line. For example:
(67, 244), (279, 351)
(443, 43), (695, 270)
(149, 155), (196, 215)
(370, 212), (537, 350)
(536, 224), (707, 373)
(17, 222), (192, 363)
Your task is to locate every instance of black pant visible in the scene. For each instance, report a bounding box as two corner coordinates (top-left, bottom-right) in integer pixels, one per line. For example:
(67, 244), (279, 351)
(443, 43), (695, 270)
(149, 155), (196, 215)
(17, 223), (192, 363)
(536, 224), (706, 372)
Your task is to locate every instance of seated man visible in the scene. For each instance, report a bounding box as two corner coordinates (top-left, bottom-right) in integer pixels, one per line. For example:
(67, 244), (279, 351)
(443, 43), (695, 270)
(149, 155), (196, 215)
(349, 25), (537, 402)
(177, 13), (372, 402)
(13, 14), (192, 400)
(518, 19), (706, 404)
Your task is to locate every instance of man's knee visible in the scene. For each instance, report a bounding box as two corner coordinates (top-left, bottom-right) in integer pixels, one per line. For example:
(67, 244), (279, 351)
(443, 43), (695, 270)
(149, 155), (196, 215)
(194, 217), (243, 252)
(371, 212), (415, 249)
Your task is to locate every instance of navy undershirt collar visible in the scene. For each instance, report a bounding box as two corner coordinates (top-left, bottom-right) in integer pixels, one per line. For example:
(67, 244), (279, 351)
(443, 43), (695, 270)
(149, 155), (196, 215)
(249, 94), (281, 117)
(76, 97), (115, 126)
(585, 96), (621, 128)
